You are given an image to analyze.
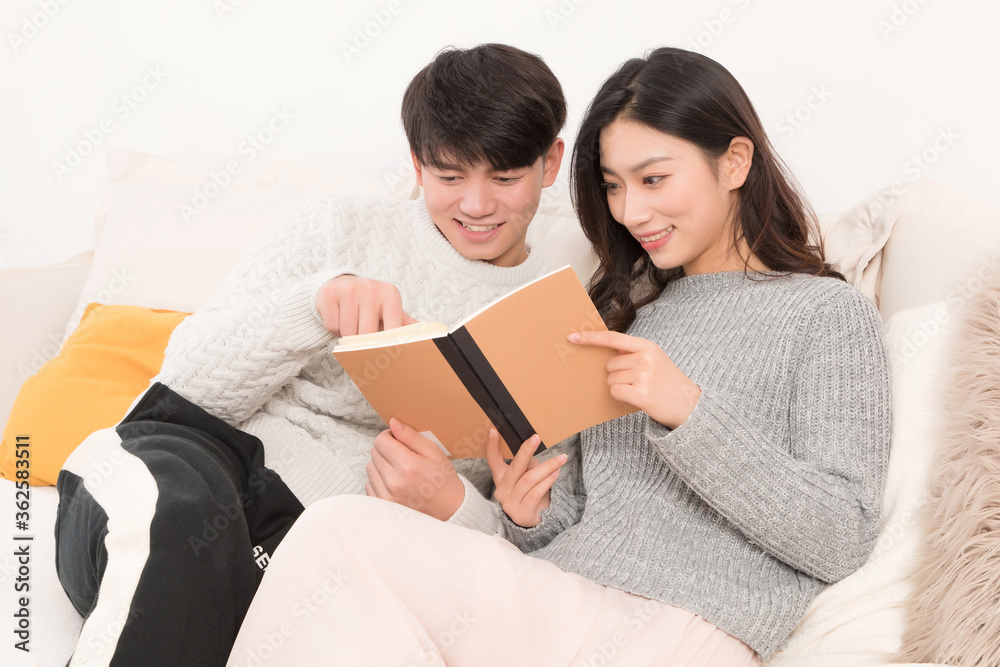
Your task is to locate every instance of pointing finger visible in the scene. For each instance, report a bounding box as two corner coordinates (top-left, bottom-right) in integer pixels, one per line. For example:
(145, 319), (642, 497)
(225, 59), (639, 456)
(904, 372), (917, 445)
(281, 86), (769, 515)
(567, 330), (648, 353)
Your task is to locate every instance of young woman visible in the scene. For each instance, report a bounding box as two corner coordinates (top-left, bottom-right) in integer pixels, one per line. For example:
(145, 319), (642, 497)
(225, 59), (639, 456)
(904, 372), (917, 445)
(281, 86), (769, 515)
(225, 47), (891, 667)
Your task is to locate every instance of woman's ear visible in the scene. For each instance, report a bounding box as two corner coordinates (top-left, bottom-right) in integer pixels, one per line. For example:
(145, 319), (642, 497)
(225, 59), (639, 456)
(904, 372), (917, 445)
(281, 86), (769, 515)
(723, 137), (754, 190)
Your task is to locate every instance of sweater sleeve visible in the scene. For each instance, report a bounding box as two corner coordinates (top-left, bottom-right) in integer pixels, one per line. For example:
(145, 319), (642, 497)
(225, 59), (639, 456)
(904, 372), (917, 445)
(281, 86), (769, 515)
(154, 196), (354, 426)
(447, 474), (502, 534)
(647, 288), (891, 583)
(498, 434), (586, 552)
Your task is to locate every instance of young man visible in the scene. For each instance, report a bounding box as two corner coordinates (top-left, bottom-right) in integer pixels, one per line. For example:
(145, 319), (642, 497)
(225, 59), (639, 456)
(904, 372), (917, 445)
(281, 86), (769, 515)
(55, 43), (567, 666)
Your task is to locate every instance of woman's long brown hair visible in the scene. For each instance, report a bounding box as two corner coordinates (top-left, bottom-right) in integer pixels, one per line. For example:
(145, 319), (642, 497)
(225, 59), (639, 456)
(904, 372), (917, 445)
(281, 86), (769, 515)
(572, 47), (844, 332)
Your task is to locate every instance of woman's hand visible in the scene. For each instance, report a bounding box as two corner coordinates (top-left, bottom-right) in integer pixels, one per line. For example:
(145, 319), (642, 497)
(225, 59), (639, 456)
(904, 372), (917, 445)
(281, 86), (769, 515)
(568, 330), (701, 430)
(316, 275), (418, 336)
(366, 418), (466, 521)
(486, 429), (567, 528)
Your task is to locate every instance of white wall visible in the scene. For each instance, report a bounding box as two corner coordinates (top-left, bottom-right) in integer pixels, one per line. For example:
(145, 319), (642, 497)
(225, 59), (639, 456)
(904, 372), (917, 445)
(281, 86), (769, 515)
(1, 0), (997, 269)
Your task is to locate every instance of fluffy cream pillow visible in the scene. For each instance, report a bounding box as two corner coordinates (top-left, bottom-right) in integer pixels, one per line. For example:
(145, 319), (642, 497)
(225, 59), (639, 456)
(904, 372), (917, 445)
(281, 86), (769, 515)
(897, 272), (1000, 665)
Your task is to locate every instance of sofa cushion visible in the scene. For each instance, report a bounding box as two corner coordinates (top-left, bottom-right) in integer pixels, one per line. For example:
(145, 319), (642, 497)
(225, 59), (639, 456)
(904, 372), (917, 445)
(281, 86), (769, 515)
(818, 181), (1000, 319)
(67, 150), (596, 336)
(0, 254), (93, 438)
(0, 304), (188, 486)
(877, 181), (1000, 321)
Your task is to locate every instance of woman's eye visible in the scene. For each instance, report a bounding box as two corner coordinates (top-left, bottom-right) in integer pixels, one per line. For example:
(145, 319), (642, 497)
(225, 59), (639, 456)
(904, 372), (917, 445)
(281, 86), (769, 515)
(643, 175), (665, 186)
(601, 182), (620, 193)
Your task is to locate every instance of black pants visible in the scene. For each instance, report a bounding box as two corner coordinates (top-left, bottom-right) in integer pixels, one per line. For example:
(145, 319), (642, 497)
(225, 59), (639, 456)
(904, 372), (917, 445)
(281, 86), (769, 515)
(55, 383), (304, 667)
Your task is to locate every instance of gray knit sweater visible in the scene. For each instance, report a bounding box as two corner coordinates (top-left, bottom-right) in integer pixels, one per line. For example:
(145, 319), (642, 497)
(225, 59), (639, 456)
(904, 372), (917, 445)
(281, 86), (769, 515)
(501, 270), (891, 658)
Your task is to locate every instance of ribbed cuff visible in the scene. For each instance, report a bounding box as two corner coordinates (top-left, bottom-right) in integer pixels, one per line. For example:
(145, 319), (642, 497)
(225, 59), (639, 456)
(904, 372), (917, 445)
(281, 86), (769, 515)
(498, 481), (572, 552)
(499, 512), (548, 552)
(446, 474), (501, 535)
(272, 269), (349, 351)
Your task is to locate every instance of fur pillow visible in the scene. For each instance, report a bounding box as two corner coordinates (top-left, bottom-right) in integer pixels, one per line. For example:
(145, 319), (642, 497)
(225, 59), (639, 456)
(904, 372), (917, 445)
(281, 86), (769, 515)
(897, 273), (1000, 665)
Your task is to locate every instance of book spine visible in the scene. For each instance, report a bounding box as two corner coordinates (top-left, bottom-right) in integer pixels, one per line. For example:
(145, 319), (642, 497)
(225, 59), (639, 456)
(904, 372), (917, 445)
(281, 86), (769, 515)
(431, 335), (523, 456)
(448, 326), (543, 455)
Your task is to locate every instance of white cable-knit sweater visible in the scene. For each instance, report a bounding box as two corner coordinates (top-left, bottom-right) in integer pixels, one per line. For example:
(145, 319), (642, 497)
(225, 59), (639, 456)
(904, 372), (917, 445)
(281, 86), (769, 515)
(153, 195), (551, 531)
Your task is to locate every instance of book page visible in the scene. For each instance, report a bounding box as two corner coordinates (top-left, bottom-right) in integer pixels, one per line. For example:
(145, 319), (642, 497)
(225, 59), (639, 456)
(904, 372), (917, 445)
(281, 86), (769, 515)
(332, 321), (449, 352)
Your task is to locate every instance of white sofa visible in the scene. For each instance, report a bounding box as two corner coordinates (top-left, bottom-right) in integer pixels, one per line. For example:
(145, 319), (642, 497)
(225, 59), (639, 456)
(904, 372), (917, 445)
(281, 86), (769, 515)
(2, 149), (998, 666)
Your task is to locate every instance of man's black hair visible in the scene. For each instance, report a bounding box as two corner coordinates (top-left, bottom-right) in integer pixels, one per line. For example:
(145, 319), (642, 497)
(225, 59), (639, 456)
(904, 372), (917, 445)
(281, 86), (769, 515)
(401, 43), (567, 171)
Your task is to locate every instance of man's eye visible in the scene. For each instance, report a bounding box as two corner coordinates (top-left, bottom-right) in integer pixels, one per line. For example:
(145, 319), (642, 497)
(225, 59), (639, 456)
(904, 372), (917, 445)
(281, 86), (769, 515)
(496, 177), (520, 184)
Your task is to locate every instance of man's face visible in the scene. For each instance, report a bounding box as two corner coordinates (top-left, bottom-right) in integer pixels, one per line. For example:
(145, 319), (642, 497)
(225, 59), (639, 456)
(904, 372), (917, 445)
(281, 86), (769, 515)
(413, 139), (564, 267)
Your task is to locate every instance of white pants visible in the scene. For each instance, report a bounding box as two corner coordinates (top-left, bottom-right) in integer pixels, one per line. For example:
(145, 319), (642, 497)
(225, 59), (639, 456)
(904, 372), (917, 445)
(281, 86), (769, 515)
(227, 495), (761, 667)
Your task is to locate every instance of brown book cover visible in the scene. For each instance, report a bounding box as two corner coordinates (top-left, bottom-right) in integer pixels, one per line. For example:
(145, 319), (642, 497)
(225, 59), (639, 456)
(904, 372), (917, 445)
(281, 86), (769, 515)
(332, 266), (639, 459)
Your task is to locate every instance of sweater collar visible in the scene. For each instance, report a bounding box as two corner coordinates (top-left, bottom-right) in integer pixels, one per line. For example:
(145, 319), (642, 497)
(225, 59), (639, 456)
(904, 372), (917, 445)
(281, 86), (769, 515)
(663, 269), (798, 297)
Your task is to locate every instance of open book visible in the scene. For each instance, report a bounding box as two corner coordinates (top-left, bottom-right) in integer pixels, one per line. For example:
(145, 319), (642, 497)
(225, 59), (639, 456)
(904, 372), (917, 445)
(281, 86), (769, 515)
(332, 266), (639, 458)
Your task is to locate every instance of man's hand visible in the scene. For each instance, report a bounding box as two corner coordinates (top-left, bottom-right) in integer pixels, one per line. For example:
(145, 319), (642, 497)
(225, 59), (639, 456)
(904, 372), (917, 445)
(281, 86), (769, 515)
(366, 418), (466, 521)
(316, 275), (418, 337)
(486, 429), (567, 528)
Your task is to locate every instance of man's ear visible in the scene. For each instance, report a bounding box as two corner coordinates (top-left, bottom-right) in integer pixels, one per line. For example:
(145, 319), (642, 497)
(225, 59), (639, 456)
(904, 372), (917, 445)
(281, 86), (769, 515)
(723, 137), (753, 190)
(411, 151), (424, 187)
(541, 138), (565, 188)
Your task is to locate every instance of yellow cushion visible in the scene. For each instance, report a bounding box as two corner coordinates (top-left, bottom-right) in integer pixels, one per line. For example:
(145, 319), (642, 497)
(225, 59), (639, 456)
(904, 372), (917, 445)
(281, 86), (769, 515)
(0, 304), (189, 486)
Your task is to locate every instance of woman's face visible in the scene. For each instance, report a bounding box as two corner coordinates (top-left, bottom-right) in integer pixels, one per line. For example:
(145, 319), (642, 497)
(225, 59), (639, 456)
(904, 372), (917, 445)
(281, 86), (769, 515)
(597, 118), (752, 275)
